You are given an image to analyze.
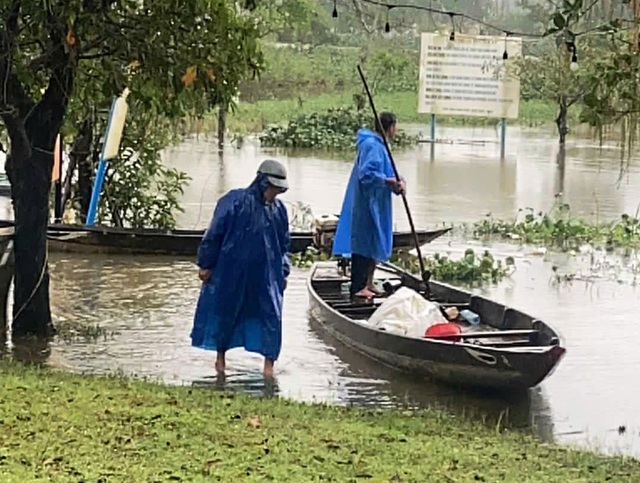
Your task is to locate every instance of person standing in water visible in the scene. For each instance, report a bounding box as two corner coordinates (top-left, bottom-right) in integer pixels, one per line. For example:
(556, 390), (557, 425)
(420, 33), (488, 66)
(332, 112), (406, 299)
(191, 159), (290, 378)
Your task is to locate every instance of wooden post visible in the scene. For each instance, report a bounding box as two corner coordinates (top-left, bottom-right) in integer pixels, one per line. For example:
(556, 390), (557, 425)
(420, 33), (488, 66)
(430, 113), (436, 160)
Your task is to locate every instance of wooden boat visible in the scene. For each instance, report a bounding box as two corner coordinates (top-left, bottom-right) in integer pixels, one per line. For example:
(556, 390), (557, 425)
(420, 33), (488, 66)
(0, 173), (10, 197)
(308, 261), (566, 390)
(0, 223), (14, 327)
(20, 222), (450, 256)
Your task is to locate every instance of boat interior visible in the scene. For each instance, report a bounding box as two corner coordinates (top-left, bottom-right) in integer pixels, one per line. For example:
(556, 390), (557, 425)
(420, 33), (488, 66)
(311, 261), (562, 351)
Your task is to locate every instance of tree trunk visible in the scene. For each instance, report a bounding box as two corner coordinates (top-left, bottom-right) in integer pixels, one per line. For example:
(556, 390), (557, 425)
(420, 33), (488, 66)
(77, 146), (97, 222)
(555, 95), (569, 167)
(63, 119), (93, 218)
(5, 122), (55, 337)
(1, 4), (76, 338)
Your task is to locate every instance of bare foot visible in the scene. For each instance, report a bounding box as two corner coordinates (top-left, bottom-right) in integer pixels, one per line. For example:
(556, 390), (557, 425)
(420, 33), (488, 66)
(354, 288), (375, 299)
(215, 352), (226, 375)
(263, 359), (275, 379)
(367, 284), (384, 296)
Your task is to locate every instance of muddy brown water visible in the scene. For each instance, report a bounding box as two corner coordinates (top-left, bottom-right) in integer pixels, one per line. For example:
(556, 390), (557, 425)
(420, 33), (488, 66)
(4, 125), (640, 458)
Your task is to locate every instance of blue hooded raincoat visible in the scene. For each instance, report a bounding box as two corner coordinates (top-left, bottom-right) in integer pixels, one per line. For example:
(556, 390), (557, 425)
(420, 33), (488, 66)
(191, 173), (290, 361)
(332, 128), (396, 262)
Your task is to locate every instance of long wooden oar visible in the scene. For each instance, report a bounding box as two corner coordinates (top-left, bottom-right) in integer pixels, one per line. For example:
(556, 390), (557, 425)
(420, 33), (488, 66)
(356, 65), (431, 292)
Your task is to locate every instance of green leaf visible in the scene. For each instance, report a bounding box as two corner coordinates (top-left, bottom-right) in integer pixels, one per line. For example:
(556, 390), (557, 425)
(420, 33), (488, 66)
(553, 13), (566, 29)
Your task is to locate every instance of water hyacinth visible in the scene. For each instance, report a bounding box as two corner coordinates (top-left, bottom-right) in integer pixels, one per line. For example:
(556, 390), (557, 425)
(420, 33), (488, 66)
(472, 204), (640, 252)
(259, 107), (418, 151)
(291, 247), (513, 286)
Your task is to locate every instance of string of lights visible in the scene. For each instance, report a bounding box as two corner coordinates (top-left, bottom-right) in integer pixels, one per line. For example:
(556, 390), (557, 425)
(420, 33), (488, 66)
(331, 0), (630, 42)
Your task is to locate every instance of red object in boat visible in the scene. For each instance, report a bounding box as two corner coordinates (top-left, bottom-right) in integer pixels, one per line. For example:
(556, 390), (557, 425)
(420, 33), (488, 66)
(425, 322), (462, 342)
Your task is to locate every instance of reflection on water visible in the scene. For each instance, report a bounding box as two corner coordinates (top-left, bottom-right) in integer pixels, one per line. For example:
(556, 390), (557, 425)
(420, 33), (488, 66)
(5, 127), (640, 458)
(165, 126), (640, 230)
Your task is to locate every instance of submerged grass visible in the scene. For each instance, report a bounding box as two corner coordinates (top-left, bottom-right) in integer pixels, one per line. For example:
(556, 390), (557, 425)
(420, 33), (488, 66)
(0, 362), (639, 481)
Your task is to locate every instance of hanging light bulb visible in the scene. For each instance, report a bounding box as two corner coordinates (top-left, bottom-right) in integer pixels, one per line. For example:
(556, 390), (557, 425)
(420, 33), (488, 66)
(502, 32), (510, 60)
(332, 0), (338, 18)
(384, 6), (391, 33)
(570, 44), (578, 71)
(449, 13), (455, 41)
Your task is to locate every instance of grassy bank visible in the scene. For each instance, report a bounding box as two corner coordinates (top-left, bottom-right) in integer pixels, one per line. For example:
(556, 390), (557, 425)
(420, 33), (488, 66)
(209, 93), (570, 135)
(1, 362), (638, 481)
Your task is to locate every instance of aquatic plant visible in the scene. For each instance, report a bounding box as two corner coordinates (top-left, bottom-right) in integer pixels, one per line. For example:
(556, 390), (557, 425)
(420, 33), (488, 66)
(258, 107), (418, 151)
(292, 247), (513, 285)
(472, 204), (640, 251)
(54, 320), (115, 343)
(391, 249), (514, 286)
(290, 246), (331, 269)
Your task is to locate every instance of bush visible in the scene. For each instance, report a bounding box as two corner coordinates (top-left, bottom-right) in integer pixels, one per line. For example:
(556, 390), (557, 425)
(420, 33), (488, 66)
(259, 107), (418, 151)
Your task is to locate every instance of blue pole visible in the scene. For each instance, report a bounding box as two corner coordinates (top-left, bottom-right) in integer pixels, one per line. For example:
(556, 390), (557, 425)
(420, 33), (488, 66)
(85, 97), (118, 226)
(85, 159), (108, 225)
(430, 113), (436, 160)
(500, 118), (507, 160)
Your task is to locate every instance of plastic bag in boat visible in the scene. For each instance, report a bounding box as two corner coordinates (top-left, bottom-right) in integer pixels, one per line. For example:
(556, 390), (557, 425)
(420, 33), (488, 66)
(368, 287), (447, 338)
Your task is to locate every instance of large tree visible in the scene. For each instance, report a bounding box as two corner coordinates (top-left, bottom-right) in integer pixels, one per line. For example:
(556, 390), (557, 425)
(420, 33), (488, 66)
(0, 0), (261, 337)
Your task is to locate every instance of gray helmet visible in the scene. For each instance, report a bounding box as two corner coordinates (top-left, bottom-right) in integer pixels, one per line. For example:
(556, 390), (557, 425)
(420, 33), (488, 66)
(257, 159), (289, 190)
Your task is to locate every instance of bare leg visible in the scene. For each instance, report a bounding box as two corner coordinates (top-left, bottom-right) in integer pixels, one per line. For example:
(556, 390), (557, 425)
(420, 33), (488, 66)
(263, 359), (275, 378)
(366, 263), (382, 295)
(215, 352), (226, 374)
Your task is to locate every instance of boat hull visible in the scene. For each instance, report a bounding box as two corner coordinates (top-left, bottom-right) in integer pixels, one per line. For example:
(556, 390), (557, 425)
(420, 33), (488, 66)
(27, 223), (450, 256)
(308, 262), (565, 390)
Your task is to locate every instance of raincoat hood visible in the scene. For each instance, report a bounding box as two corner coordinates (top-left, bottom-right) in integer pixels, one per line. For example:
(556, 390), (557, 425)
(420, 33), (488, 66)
(356, 128), (384, 149)
(248, 173), (272, 200)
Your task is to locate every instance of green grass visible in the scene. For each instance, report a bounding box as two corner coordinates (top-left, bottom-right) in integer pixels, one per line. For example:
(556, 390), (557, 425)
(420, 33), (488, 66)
(1, 362), (639, 481)
(211, 93), (572, 135)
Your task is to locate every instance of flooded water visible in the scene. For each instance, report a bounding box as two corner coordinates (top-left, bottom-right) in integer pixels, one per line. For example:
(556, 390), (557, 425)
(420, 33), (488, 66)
(7, 125), (640, 458)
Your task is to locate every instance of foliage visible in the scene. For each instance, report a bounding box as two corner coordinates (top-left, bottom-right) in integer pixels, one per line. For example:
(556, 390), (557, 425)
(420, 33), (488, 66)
(579, 37), (640, 159)
(95, 110), (190, 230)
(239, 44), (363, 102)
(291, 247), (512, 285)
(367, 49), (419, 94)
(291, 246), (330, 269)
(2, 0), (264, 221)
(239, 41), (420, 103)
(2, 363), (640, 481)
(391, 249), (514, 286)
(259, 107), (418, 151)
(472, 204), (640, 251)
(516, 42), (586, 104)
(1, 1), (263, 125)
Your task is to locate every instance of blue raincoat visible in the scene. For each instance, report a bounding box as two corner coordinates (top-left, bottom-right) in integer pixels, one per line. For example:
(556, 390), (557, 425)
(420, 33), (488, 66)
(332, 128), (397, 262)
(191, 174), (290, 361)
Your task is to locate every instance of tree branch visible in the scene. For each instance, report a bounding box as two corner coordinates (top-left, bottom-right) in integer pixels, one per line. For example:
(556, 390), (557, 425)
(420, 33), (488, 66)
(0, 0), (33, 152)
(79, 49), (117, 61)
(351, 0), (377, 35)
(29, 10), (78, 136)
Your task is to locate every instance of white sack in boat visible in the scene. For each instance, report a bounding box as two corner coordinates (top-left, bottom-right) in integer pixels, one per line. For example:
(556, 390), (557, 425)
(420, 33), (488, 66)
(368, 287), (447, 338)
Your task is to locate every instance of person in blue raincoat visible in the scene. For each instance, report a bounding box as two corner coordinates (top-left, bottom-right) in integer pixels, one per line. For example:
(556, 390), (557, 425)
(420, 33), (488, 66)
(191, 159), (291, 378)
(332, 112), (405, 299)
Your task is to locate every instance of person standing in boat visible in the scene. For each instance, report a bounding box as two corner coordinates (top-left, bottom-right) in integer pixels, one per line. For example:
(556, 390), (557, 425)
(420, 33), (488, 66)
(332, 112), (406, 300)
(191, 159), (290, 378)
